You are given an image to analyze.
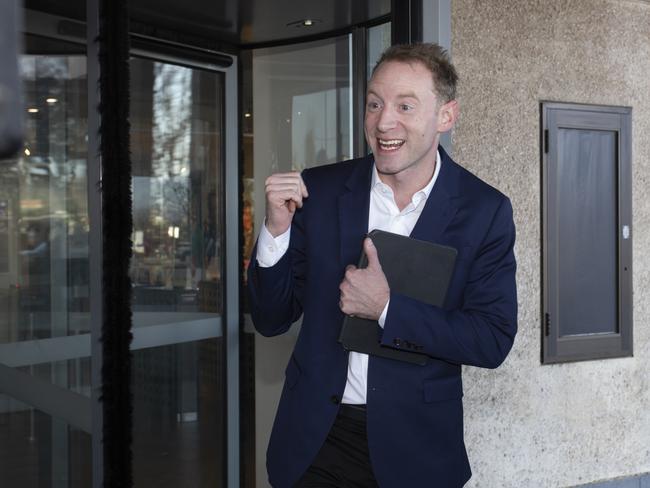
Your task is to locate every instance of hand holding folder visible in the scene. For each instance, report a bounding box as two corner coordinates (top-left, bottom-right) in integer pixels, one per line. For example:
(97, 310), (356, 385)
(338, 230), (457, 365)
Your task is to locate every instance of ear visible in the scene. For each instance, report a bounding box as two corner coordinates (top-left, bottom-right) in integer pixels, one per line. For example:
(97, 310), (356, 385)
(437, 100), (459, 133)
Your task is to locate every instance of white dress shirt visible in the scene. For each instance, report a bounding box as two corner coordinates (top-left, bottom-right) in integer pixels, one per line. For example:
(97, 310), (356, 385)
(256, 151), (442, 404)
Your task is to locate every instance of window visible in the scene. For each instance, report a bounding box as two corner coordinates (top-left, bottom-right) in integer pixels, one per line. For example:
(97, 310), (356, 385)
(542, 102), (632, 363)
(241, 34), (354, 485)
(367, 22), (391, 78)
(240, 25), (392, 484)
(129, 56), (227, 486)
(0, 35), (92, 487)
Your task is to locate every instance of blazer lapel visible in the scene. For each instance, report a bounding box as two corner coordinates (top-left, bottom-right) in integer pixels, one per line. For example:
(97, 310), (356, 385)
(336, 149), (461, 259)
(410, 147), (461, 243)
(338, 156), (373, 266)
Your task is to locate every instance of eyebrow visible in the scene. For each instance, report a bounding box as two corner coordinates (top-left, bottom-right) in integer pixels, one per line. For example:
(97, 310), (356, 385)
(366, 89), (421, 101)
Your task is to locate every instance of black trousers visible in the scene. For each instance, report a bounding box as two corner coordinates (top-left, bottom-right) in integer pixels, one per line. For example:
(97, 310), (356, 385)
(294, 404), (379, 488)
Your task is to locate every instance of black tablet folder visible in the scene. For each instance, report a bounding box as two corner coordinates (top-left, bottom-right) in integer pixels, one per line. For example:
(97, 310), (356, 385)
(338, 230), (457, 365)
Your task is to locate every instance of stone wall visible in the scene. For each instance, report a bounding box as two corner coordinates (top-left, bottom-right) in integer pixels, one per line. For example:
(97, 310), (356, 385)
(451, 1), (650, 486)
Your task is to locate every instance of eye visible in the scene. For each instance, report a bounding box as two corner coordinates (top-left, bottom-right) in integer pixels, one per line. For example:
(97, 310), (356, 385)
(399, 104), (414, 112)
(366, 101), (382, 112)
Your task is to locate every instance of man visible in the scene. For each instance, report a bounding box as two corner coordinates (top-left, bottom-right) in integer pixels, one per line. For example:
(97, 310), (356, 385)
(248, 43), (517, 488)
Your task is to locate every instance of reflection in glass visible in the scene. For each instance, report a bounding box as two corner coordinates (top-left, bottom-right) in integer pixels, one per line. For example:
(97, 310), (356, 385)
(291, 88), (350, 171)
(241, 35), (353, 487)
(367, 22), (391, 79)
(243, 35), (352, 264)
(0, 37), (91, 487)
(129, 57), (225, 487)
(0, 401), (91, 488)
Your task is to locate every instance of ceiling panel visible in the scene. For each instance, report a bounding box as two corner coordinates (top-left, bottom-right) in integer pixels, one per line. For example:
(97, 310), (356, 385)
(128, 0), (390, 46)
(25, 0), (390, 48)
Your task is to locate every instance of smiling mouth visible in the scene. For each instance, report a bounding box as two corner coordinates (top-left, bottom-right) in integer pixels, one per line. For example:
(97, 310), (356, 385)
(377, 138), (405, 151)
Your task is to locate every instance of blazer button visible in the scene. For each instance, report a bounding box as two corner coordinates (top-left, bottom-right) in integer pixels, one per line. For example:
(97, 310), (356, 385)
(330, 395), (340, 404)
(393, 338), (402, 347)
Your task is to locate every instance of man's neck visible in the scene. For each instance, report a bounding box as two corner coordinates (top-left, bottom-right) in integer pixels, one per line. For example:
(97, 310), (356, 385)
(378, 151), (438, 211)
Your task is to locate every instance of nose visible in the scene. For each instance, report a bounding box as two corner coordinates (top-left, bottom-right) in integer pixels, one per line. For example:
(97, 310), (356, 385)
(375, 106), (397, 132)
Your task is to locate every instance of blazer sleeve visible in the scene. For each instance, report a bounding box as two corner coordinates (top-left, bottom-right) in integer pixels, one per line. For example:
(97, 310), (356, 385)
(380, 197), (517, 369)
(246, 201), (308, 338)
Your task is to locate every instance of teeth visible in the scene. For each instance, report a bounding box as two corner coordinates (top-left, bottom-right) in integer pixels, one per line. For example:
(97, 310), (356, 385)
(378, 139), (405, 151)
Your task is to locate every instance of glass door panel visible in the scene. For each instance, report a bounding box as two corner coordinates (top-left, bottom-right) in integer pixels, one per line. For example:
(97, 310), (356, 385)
(241, 34), (352, 487)
(129, 56), (226, 487)
(0, 36), (91, 488)
(243, 35), (352, 265)
(367, 22), (391, 78)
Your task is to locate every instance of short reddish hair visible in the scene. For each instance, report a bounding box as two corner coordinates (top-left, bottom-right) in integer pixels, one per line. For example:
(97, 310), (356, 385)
(372, 43), (458, 103)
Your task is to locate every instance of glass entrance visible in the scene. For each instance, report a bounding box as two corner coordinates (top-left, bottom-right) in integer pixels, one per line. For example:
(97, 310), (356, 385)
(129, 56), (227, 487)
(0, 38), (233, 488)
(240, 23), (390, 486)
(0, 36), (92, 488)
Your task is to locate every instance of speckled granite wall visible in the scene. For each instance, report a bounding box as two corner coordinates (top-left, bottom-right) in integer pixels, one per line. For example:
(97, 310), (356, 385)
(450, 1), (650, 486)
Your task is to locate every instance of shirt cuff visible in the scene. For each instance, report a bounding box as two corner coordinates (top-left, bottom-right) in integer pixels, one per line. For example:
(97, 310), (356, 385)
(378, 298), (390, 328)
(256, 222), (291, 268)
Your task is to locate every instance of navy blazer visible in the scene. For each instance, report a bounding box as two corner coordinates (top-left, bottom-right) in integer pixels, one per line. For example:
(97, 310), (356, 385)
(248, 147), (518, 488)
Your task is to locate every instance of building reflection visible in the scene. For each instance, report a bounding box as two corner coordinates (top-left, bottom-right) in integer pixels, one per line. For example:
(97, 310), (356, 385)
(129, 56), (225, 487)
(0, 43), (226, 488)
(0, 39), (92, 487)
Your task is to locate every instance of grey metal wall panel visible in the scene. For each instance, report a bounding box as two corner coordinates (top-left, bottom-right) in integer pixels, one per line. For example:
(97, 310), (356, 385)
(542, 102), (632, 363)
(556, 128), (617, 336)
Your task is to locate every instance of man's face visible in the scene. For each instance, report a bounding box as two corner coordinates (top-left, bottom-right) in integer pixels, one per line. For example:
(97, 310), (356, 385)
(364, 60), (448, 181)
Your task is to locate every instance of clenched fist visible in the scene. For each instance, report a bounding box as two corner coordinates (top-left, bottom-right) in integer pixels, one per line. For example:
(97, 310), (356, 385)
(265, 172), (309, 237)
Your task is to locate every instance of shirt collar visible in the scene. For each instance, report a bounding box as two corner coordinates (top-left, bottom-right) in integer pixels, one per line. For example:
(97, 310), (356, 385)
(371, 150), (442, 207)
